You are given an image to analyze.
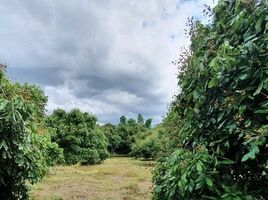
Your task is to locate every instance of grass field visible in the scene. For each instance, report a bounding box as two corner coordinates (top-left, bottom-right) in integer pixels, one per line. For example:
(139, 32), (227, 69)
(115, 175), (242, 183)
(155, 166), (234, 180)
(30, 157), (155, 200)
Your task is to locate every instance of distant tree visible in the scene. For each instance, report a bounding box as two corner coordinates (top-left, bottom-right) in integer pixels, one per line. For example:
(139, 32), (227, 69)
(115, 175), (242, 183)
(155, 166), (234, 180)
(101, 123), (121, 153)
(119, 115), (127, 125)
(104, 115), (154, 154)
(137, 113), (144, 125)
(127, 118), (136, 125)
(116, 117), (141, 153)
(145, 118), (152, 128)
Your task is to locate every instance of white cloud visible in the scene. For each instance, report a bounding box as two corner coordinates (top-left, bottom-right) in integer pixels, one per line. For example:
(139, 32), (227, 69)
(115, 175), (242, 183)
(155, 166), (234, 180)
(45, 85), (121, 116)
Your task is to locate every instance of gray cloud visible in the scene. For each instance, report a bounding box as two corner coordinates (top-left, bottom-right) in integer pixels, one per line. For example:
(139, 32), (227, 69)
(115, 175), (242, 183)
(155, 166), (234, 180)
(7, 67), (64, 86)
(1, 0), (217, 124)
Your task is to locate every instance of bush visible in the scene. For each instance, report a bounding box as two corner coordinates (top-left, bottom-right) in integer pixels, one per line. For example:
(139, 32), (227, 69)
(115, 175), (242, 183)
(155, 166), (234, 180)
(46, 108), (109, 165)
(153, 0), (268, 199)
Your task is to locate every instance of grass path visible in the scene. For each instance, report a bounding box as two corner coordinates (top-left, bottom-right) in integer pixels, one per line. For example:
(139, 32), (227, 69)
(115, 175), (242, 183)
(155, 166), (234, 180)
(31, 157), (154, 200)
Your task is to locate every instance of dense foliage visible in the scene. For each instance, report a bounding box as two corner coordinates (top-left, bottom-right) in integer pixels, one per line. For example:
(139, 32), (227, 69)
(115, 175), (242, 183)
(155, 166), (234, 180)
(131, 128), (164, 160)
(46, 108), (109, 165)
(116, 116), (145, 154)
(100, 123), (121, 153)
(153, 0), (268, 199)
(0, 65), (62, 199)
(100, 114), (152, 154)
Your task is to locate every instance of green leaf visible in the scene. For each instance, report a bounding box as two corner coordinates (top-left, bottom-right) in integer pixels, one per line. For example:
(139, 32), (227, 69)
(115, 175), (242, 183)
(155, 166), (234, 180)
(239, 74), (248, 80)
(209, 57), (219, 71)
(195, 180), (205, 190)
(0, 139), (8, 151)
(0, 100), (8, 110)
(205, 177), (213, 187)
(244, 34), (256, 42)
(255, 109), (268, 114)
(219, 159), (235, 165)
(210, 118), (216, 124)
(253, 81), (263, 96)
(197, 162), (203, 173)
(217, 111), (225, 122)
(208, 77), (218, 88)
(255, 18), (263, 33)
(242, 144), (260, 162)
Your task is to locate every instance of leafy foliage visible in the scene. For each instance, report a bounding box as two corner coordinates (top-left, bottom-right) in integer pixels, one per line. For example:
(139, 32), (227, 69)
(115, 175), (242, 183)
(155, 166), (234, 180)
(153, 0), (268, 199)
(131, 128), (163, 160)
(46, 108), (109, 165)
(100, 114), (154, 155)
(116, 116), (143, 153)
(0, 67), (61, 199)
(100, 123), (121, 153)
(115, 114), (155, 154)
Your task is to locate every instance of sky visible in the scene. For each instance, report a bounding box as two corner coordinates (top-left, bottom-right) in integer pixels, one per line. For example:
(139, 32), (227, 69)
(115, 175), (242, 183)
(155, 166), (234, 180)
(1, 0), (217, 124)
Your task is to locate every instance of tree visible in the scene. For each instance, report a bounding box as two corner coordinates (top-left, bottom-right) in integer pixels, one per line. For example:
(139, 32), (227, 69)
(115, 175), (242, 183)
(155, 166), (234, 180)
(153, 0), (268, 199)
(116, 116), (144, 154)
(119, 115), (127, 124)
(0, 65), (59, 199)
(46, 108), (109, 165)
(100, 123), (121, 153)
(145, 118), (152, 128)
(137, 113), (144, 125)
(104, 115), (154, 155)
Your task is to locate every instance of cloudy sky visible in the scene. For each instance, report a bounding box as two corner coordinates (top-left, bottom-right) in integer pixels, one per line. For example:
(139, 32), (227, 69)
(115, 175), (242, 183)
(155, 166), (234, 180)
(1, 0), (217, 124)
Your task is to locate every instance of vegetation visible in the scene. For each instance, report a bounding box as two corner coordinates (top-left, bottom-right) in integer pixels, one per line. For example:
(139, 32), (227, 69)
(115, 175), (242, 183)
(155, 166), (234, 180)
(46, 108), (109, 165)
(0, 64), (156, 199)
(153, 0), (268, 199)
(100, 114), (154, 155)
(0, 65), (63, 199)
(131, 129), (162, 160)
(100, 123), (121, 153)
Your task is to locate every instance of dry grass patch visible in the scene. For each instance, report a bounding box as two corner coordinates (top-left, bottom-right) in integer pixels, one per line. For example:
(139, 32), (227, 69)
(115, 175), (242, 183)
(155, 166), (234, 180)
(30, 157), (154, 200)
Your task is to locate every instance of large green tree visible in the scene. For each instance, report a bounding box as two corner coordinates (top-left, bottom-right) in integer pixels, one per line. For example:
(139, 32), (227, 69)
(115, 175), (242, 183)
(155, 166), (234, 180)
(46, 108), (109, 165)
(0, 65), (61, 199)
(153, 0), (268, 199)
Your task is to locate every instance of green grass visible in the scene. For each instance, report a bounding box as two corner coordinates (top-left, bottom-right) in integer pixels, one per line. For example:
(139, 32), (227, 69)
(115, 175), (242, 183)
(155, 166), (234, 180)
(30, 157), (155, 200)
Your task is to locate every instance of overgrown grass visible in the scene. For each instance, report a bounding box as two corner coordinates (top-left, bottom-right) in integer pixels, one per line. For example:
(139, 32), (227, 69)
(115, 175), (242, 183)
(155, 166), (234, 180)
(30, 157), (154, 200)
